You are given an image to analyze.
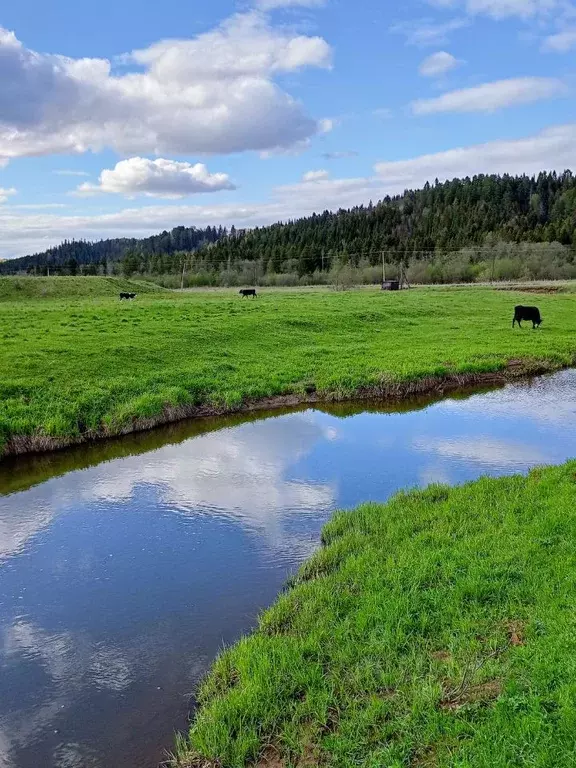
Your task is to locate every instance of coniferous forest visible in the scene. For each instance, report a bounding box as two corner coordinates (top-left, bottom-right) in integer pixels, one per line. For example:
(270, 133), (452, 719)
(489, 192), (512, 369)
(3, 172), (576, 284)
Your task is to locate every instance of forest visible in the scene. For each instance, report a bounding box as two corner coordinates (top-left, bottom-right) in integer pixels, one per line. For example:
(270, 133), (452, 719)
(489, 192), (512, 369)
(0, 225), (224, 276)
(3, 171), (576, 284)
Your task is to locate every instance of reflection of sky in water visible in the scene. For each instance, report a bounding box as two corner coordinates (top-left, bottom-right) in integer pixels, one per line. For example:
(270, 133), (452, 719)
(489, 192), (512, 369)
(1, 369), (576, 768)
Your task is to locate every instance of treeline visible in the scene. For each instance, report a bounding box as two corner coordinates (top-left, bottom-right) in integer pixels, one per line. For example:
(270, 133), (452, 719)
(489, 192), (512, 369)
(195, 171), (576, 276)
(143, 242), (575, 288)
(0, 225), (225, 276)
(4, 172), (576, 284)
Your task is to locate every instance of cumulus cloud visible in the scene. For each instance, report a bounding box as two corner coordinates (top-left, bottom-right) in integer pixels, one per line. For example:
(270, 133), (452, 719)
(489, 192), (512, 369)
(0, 13), (331, 163)
(543, 28), (576, 50)
(76, 157), (235, 199)
(0, 186), (16, 203)
(3, 124), (576, 259)
(419, 51), (460, 77)
(412, 77), (566, 114)
(391, 18), (469, 46)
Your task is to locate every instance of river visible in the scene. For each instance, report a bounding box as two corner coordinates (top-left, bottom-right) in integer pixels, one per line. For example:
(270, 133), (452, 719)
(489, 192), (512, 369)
(1, 370), (576, 768)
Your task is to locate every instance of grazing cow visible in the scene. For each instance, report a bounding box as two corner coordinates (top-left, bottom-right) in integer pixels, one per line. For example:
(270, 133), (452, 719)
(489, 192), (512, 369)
(513, 305), (542, 329)
(119, 292), (137, 300)
(239, 289), (257, 298)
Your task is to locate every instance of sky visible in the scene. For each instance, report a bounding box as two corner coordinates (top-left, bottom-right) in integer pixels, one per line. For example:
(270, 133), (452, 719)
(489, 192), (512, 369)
(0, 0), (575, 259)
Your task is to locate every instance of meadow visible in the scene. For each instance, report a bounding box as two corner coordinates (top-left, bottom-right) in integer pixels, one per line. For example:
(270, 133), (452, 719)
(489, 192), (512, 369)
(2, 277), (576, 455)
(175, 461), (576, 768)
(0, 275), (162, 301)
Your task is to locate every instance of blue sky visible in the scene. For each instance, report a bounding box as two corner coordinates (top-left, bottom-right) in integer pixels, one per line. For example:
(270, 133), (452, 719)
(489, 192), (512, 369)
(0, 0), (575, 257)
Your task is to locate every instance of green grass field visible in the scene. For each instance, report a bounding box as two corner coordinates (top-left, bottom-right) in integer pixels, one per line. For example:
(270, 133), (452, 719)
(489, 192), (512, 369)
(175, 461), (576, 768)
(2, 280), (576, 455)
(0, 275), (162, 301)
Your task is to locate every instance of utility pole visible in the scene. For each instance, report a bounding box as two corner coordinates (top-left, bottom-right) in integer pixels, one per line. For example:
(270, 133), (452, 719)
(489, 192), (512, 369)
(381, 251), (386, 283)
(399, 261), (411, 290)
(180, 258), (186, 290)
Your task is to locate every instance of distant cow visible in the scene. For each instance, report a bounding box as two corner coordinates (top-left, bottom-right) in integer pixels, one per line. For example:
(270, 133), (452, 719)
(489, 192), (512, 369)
(513, 305), (542, 329)
(239, 289), (257, 298)
(119, 292), (137, 300)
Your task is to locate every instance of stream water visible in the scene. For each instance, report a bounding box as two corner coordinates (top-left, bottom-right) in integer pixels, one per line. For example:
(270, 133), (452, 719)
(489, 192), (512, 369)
(1, 370), (576, 768)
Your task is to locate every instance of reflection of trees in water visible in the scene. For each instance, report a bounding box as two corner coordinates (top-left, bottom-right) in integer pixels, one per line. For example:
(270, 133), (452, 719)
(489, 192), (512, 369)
(0, 406), (327, 497)
(0, 379), (509, 497)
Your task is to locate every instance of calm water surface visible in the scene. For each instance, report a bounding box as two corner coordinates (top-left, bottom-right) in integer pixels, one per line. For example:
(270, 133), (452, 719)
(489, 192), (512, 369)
(1, 371), (576, 768)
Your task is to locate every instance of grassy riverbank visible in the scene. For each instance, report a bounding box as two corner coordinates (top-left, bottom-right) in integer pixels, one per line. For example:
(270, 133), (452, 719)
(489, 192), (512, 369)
(175, 460), (576, 768)
(2, 284), (576, 456)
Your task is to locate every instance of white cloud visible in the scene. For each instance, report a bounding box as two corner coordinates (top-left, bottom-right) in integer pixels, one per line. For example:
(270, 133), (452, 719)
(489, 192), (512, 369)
(0, 179), (389, 258)
(419, 51), (460, 77)
(0, 13), (331, 163)
(53, 170), (90, 177)
(256, 0), (326, 8)
(467, 0), (550, 16)
(412, 77), (566, 114)
(391, 18), (469, 46)
(0, 187), (16, 203)
(76, 157), (235, 199)
(543, 28), (576, 50)
(6, 203), (67, 210)
(428, 0), (564, 18)
(3, 124), (576, 259)
(302, 169), (330, 181)
(318, 117), (336, 133)
(375, 123), (576, 186)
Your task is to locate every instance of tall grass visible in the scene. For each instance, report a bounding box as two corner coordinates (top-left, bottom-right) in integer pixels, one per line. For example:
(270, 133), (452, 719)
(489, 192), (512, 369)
(175, 461), (576, 768)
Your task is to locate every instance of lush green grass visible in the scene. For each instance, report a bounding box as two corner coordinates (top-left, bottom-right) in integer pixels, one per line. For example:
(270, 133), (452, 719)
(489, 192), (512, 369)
(2, 286), (576, 453)
(0, 275), (162, 301)
(175, 461), (576, 768)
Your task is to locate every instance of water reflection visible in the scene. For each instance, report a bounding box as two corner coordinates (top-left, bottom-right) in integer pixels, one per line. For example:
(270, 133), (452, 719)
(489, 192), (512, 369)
(1, 370), (576, 768)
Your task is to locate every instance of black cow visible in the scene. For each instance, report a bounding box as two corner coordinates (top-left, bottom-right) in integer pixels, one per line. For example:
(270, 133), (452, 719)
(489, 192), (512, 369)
(513, 305), (542, 329)
(119, 292), (137, 300)
(239, 289), (257, 298)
